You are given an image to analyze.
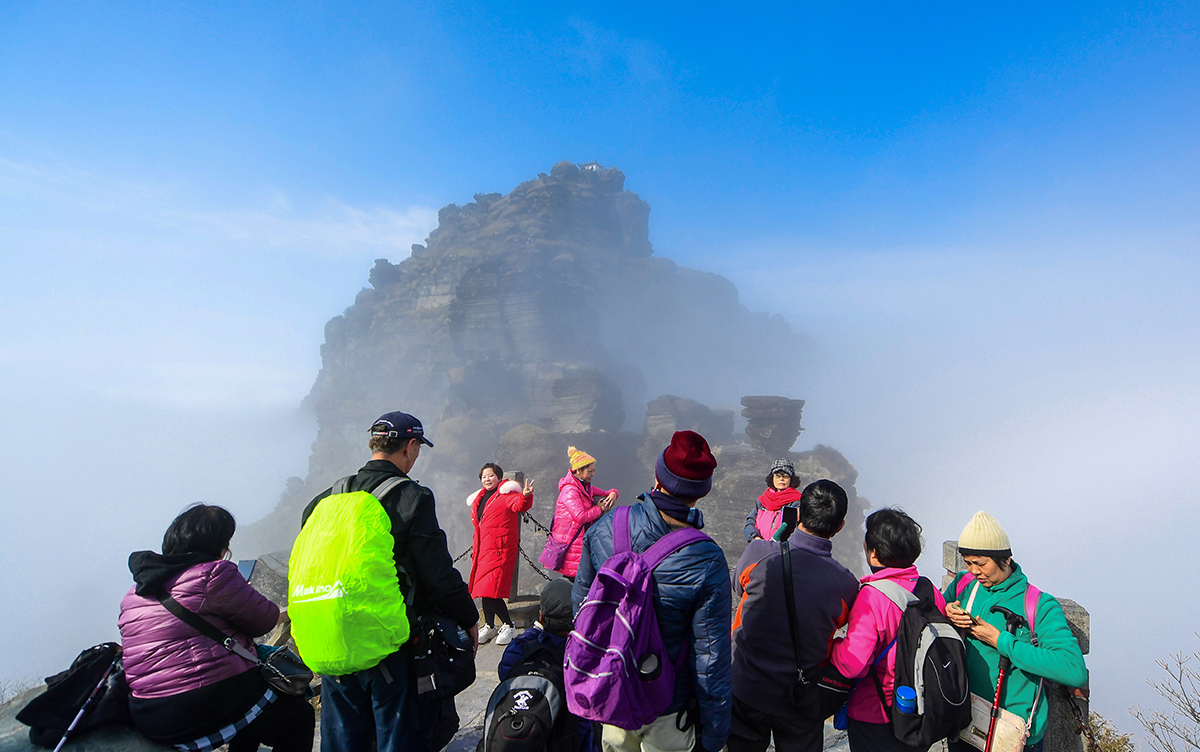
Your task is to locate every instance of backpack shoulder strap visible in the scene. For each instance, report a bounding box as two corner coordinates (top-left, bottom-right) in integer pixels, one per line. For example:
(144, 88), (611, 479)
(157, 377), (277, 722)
(640, 524), (709, 570)
(863, 579), (918, 612)
(370, 475), (410, 501)
(1025, 584), (1043, 639)
(955, 572), (976, 597)
(613, 505), (633, 556)
(332, 476), (352, 495)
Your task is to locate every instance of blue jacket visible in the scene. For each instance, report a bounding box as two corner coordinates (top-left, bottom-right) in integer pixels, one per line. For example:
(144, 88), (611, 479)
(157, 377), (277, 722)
(572, 494), (732, 752)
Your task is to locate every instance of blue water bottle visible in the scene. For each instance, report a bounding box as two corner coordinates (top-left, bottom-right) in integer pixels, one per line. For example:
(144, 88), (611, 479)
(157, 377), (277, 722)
(894, 685), (917, 714)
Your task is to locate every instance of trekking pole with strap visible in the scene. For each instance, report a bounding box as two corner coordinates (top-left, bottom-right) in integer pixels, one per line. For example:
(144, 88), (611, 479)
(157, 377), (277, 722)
(985, 607), (1028, 752)
(52, 650), (122, 752)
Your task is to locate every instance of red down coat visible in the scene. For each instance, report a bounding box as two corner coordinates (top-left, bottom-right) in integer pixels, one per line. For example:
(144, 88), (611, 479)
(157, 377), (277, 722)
(468, 479), (534, 599)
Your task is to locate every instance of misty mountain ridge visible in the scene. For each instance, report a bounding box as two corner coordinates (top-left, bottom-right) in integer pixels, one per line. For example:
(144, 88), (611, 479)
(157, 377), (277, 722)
(239, 160), (866, 570)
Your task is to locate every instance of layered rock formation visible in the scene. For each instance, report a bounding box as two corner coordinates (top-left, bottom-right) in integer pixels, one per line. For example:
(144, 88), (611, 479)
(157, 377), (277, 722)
(238, 162), (864, 575)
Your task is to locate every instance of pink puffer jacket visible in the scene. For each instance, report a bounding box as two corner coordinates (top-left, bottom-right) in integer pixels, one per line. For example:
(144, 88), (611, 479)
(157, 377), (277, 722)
(118, 559), (279, 699)
(548, 472), (617, 577)
(829, 565), (947, 723)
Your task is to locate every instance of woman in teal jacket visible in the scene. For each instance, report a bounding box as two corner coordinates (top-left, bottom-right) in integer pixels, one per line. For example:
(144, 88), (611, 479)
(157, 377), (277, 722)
(943, 512), (1087, 752)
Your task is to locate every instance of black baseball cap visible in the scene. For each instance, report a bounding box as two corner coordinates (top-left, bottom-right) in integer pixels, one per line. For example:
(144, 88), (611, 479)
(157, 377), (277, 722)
(370, 411), (433, 447)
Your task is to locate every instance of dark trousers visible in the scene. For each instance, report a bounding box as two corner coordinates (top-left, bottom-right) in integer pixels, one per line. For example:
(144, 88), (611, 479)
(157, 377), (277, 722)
(481, 597), (512, 627)
(727, 695), (824, 752)
(321, 650), (424, 752)
(847, 718), (930, 752)
(228, 694), (315, 752)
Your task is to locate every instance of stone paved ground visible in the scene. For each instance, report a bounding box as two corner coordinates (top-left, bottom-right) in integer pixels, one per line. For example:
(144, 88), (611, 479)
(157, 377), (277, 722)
(2, 631), (858, 752)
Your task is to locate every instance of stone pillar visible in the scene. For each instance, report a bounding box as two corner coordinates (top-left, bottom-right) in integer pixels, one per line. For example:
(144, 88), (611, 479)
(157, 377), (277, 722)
(943, 541), (1090, 752)
(740, 396), (805, 456)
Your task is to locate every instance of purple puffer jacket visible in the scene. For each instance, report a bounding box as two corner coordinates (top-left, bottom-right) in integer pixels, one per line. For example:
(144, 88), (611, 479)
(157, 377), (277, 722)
(118, 558), (279, 699)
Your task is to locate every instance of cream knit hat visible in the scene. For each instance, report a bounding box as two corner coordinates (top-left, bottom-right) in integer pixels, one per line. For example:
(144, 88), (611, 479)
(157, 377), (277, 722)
(958, 511), (1012, 555)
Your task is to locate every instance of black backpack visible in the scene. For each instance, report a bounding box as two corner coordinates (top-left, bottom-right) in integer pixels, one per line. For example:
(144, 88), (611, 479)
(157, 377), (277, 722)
(481, 638), (579, 752)
(15, 642), (132, 748)
(869, 577), (971, 747)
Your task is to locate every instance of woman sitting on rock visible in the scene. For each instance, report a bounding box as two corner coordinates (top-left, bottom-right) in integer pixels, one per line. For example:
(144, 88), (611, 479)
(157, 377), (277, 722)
(544, 446), (617, 581)
(118, 504), (314, 752)
(744, 458), (803, 541)
(468, 462), (534, 646)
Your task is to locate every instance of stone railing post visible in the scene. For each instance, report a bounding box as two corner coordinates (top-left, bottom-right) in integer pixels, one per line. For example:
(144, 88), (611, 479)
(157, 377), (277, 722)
(943, 541), (1090, 752)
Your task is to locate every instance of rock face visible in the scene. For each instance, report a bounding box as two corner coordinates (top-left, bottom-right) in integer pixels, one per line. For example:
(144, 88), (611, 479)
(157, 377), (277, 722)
(238, 163), (860, 571)
(0, 688), (169, 752)
(741, 396), (805, 456)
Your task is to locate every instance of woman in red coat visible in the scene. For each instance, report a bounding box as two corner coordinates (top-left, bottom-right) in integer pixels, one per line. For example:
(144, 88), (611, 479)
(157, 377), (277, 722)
(468, 462), (534, 645)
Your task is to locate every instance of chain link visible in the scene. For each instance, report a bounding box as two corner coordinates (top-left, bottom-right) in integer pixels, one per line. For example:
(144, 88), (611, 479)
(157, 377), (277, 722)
(518, 545), (553, 581)
(453, 546), (472, 563)
(522, 512), (552, 536)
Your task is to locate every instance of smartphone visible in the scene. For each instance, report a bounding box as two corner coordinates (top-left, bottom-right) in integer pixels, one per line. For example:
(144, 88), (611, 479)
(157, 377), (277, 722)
(782, 506), (799, 532)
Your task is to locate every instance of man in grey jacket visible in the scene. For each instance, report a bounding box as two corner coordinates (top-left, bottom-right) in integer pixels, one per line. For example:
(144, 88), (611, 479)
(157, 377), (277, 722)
(573, 430), (732, 752)
(729, 479), (860, 752)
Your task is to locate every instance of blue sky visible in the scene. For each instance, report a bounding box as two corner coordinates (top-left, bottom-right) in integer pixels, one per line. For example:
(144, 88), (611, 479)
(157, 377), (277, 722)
(2, 0), (1199, 726)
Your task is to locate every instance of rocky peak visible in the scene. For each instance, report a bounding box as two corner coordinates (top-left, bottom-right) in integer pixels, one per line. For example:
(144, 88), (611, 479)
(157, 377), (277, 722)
(238, 163), (824, 561)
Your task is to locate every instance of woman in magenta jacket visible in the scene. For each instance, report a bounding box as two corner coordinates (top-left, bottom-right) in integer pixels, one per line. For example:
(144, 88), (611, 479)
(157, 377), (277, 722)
(468, 462), (534, 646)
(118, 504), (314, 752)
(831, 508), (947, 752)
(548, 445), (617, 580)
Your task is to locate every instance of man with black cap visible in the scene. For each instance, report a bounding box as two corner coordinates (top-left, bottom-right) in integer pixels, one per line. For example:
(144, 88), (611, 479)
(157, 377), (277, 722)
(573, 430), (732, 752)
(299, 411), (479, 752)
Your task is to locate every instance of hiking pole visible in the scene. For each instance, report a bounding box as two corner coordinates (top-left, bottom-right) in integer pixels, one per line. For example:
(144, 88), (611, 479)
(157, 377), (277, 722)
(984, 606), (1027, 752)
(53, 649), (122, 752)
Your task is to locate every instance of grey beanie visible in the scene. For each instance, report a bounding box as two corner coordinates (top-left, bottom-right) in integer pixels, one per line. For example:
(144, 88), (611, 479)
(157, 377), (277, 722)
(769, 458), (795, 477)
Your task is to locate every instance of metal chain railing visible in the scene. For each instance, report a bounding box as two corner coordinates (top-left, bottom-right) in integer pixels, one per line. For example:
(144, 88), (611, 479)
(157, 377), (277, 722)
(522, 512), (552, 536)
(451, 511), (557, 584)
(518, 545), (553, 582)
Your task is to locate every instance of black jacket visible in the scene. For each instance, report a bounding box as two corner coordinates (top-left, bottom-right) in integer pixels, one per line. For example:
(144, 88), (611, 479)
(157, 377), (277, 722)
(302, 459), (478, 630)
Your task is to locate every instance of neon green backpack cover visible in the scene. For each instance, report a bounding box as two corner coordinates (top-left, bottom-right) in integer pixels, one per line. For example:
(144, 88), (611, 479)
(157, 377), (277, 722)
(289, 476), (410, 675)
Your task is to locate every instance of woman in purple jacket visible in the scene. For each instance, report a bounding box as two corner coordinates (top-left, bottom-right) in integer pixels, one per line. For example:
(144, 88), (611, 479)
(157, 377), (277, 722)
(118, 504), (314, 752)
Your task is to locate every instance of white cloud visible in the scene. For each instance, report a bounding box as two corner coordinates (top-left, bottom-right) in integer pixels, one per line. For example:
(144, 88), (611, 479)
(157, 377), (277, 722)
(0, 155), (438, 258)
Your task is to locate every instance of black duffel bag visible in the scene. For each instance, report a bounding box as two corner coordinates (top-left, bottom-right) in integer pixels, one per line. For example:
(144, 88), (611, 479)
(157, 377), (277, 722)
(16, 642), (132, 748)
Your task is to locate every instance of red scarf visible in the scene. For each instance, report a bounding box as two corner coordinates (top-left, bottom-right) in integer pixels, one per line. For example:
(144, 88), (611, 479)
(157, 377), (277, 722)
(758, 486), (802, 512)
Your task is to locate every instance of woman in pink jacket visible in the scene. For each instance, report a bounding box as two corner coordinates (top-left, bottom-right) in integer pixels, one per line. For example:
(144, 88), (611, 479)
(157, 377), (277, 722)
(831, 508), (947, 752)
(118, 504), (314, 752)
(547, 446), (618, 580)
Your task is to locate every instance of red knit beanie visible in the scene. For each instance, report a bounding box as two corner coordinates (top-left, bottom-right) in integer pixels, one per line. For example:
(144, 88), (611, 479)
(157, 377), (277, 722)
(655, 430), (717, 499)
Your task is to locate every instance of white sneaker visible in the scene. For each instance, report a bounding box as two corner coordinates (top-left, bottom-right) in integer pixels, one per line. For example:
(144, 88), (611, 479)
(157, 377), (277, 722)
(496, 623), (519, 645)
(478, 624), (497, 645)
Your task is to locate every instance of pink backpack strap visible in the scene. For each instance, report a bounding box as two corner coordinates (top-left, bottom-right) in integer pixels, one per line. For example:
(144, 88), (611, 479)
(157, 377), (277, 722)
(1025, 584), (1042, 639)
(955, 572), (976, 597)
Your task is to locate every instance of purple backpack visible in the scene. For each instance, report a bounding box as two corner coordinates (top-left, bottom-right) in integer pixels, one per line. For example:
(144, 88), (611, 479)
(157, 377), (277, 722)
(564, 505), (709, 729)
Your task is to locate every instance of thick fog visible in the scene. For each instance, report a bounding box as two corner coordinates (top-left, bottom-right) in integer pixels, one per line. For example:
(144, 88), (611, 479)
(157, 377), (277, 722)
(3, 163), (1197, 729)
